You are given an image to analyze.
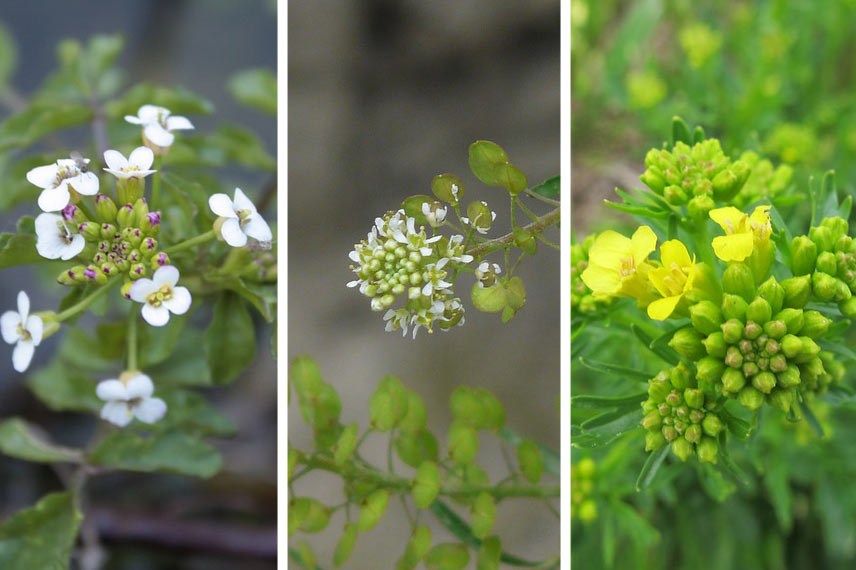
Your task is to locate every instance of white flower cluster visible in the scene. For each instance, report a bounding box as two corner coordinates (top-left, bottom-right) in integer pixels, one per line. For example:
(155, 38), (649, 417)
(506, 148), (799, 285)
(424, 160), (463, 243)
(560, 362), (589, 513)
(347, 209), (471, 338)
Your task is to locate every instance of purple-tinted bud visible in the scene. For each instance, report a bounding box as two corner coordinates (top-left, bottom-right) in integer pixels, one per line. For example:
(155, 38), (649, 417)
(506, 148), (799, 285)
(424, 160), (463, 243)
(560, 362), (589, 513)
(117, 204), (136, 228)
(151, 252), (170, 268)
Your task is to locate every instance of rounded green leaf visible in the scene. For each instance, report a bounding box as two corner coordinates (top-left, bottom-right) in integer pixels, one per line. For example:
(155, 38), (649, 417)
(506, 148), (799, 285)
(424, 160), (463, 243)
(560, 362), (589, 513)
(477, 535), (502, 570)
(370, 390), (396, 431)
(471, 282), (506, 313)
(333, 522), (359, 567)
(412, 460), (441, 509)
(470, 492), (496, 539)
(398, 390), (427, 433)
(450, 387), (485, 426)
(517, 439), (544, 484)
(468, 140), (508, 183)
(424, 543), (470, 570)
(402, 195), (433, 225)
(395, 428), (439, 467)
(447, 419), (479, 464)
(333, 422), (359, 465)
(358, 489), (390, 532)
(474, 389), (505, 430)
(395, 525), (432, 570)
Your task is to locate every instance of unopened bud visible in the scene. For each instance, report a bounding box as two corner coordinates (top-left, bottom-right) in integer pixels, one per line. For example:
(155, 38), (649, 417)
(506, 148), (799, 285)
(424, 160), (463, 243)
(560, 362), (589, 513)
(702, 332), (726, 357)
(129, 263), (147, 280)
(801, 310), (831, 338)
(690, 301), (723, 335)
(794, 336), (820, 363)
(116, 204), (136, 229)
(752, 371), (777, 394)
(721, 293), (748, 321)
(812, 271), (839, 302)
(151, 252), (170, 269)
(669, 363), (692, 391)
(99, 223), (117, 240)
(769, 388), (794, 411)
(645, 431), (667, 451)
(671, 437), (694, 461)
(712, 169), (738, 201)
(739, 386), (765, 410)
(840, 296), (856, 319)
(743, 321), (762, 339)
(697, 436), (718, 463)
(78, 221), (101, 241)
(62, 203), (87, 224)
(774, 308), (804, 335)
(722, 263), (755, 302)
(664, 185), (688, 205)
(701, 414), (724, 437)
(810, 225), (834, 252)
(684, 388), (704, 409)
(684, 424), (702, 444)
(757, 276), (785, 313)
(790, 236), (817, 275)
(817, 251), (837, 275)
(781, 276), (811, 308)
(120, 280), (134, 299)
(687, 194), (716, 220)
(721, 318), (744, 344)
(140, 211), (161, 235)
(94, 194), (118, 223)
(722, 368), (746, 393)
(725, 346), (743, 369)
(669, 328), (706, 361)
(746, 297), (772, 324)
(642, 411), (662, 430)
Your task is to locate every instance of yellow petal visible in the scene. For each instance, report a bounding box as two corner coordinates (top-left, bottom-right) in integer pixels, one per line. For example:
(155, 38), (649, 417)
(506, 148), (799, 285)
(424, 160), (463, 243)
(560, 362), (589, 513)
(647, 295), (681, 320)
(712, 233), (754, 262)
(647, 266), (670, 297)
(709, 207), (747, 234)
(580, 264), (620, 295)
(631, 225), (658, 264)
(659, 240), (692, 268)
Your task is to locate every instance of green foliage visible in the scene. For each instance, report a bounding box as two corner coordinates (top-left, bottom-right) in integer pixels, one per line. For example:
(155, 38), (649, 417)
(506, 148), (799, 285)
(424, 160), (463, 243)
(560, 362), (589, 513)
(228, 68), (277, 115)
(0, 419), (82, 464)
(0, 492), (82, 570)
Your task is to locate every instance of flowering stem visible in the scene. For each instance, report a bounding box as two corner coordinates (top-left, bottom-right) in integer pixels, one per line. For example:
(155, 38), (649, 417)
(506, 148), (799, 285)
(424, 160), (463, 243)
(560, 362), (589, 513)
(514, 196), (540, 222)
(467, 206), (560, 258)
(151, 156), (162, 208)
(127, 309), (138, 371)
(165, 230), (216, 254)
(510, 195), (518, 230)
(57, 279), (120, 322)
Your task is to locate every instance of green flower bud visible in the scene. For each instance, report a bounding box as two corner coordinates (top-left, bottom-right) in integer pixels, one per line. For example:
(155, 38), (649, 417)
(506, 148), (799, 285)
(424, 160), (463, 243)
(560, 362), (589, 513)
(725, 346), (744, 369)
(412, 461), (440, 509)
(702, 332), (727, 358)
(777, 364), (801, 388)
(131, 197), (149, 224)
(665, 390), (682, 406)
(684, 388), (704, 409)
(781, 276), (811, 308)
(662, 425), (678, 442)
(696, 356), (725, 384)
(744, 321), (763, 339)
(697, 437), (718, 464)
(690, 301), (723, 335)
(722, 368), (746, 393)
(99, 223), (117, 240)
(810, 225), (834, 252)
(516, 439), (543, 484)
(684, 424), (702, 444)
(701, 413), (724, 437)
(801, 310), (831, 338)
(835, 278), (852, 302)
(821, 216), (850, 242)
(648, 376), (671, 402)
(752, 371), (777, 394)
(671, 437), (694, 462)
(722, 318), (744, 344)
(780, 333), (802, 359)
(470, 492), (496, 539)
(640, 168), (666, 194)
(743, 362), (760, 377)
(645, 430), (667, 451)
(795, 336), (821, 363)
(711, 169), (739, 201)
(769, 354), (788, 372)
(817, 251), (838, 275)
(773, 308), (804, 335)
(757, 276), (785, 313)
(687, 194), (716, 220)
(840, 296), (856, 319)
(812, 272), (839, 302)
(722, 263), (756, 302)
(746, 297), (772, 324)
(664, 184), (688, 205)
(790, 236), (818, 275)
(447, 420), (478, 464)
(739, 386), (765, 410)
(669, 363), (692, 390)
(100, 261), (119, 277)
(94, 194), (118, 223)
(77, 221), (102, 241)
(642, 410), (663, 430)
(358, 489), (389, 532)
(116, 204), (136, 229)
(721, 293), (748, 321)
(669, 328), (706, 361)
(769, 388), (794, 412)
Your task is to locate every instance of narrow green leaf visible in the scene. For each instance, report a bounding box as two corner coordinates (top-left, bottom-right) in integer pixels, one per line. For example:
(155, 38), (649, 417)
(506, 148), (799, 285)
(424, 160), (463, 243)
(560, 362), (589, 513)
(497, 427), (559, 477)
(696, 462), (737, 502)
(0, 418), (83, 464)
(610, 498), (660, 548)
(798, 401), (824, 437)
(671, 116), (692, 146)
(570, 392), (648, 410)
(577, 357), (653, 381)
(636, 446), (669, 491)
(530, 175), (559, 198)
(572, 410), (643, 449)
(630, 324), (680, 365)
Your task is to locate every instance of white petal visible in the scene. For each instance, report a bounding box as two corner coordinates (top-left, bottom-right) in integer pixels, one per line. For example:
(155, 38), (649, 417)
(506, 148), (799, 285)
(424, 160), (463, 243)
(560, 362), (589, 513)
(26, 315), (43, 346)
(220, 218), (248, 247)
(128, 146), (154, 169)
(16, 291), (29, 320)
(0, 311), (21, 344)
(12, 341), (35, 372)
(34, 213), (61, 237)
(129, 278), (158, 302)
(164, 287), (191, 315)
(60, 235), (86, 260)
(26, 165), (59, 188)
(231, 188), (256, 213)
(38, 186), (70, 212)
(152, 265), (180, 288)
(208, 194), (237, 218)
(125, 374), (154, 399)
(422, 283), (432, 296)
(138, 105), (166, 123)
(346, 280), (360, 288)
(144, 123), (175, 147)
(134, 397), (167, 423)
(124, 115), (143, 125)
(69, 172), (99, 195)
(348, 250), (360, 262)
(141, 304), (170, 327)
(96, 379), (128, 401)
(242, 215), (272, 243)
(103, 150), (129, 171)
(36, 233), (66, 260)
(101, 401), (132, 427)
(166, 115), (194, 131)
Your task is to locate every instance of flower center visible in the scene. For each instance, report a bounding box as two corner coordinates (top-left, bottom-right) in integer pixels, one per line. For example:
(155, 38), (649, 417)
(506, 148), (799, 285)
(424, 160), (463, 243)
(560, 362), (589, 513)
(619, 255), (636, 277)
(146, 285), (173, 307)
(17, 323), (30, 341)
(236, 208), (252, 224)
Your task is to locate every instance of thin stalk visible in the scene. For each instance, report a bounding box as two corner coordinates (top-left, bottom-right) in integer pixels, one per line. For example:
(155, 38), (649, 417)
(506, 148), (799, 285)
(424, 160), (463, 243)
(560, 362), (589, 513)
(151, 156), (162, 208)
(467, 206), (560, 258)
(57, 279), (120, 322)
(126, 309), (138, 371)
(165, 229), (216, 255)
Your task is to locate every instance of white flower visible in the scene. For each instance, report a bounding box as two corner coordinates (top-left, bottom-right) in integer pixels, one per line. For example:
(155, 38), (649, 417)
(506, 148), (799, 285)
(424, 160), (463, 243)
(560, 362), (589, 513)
(125, 104), (194, 148)
(27, 158), (99, 212)
(129, 266), (192, 327)
(0, 291), (43, 373)
(96, 372), (167, 427)
(475, 261), (502, 287)
(208, 187), (272, 247)
(421, 202), (447, 228)
(34, 213), (85, 260)
(103, 146), (157, 179)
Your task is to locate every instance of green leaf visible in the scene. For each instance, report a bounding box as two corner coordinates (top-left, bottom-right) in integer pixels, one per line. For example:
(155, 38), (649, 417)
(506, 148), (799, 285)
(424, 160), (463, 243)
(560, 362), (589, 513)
(159, 389), (236, 437)
(530, 175), (559, 198)
(88, 430), (222, 478)
(636, 446), (669, 491)
(0, 222), (40, 269)
(570, 393), (648, 410)
(204, 292), (256, 384)
(721, 407), (753, 440)
(571, 410), (643, 448)
(577, 357), (653, 381)
(137, 313), (187, 367)
(105, 83), (214, 119)
(0, 492), (82, 570)
(763, 455), (793, 532)
(671, 116), (692, 146)
(228, 68), (276, 115)
(498, 427), (559, 477)
(0, 21), (17, 88)
(176, 125), (275, 171)
(145, 326), (212, 387)
(610, 498), (660, 549)
(696, 462), (737, 502)
(798, 401), (824, 437)
(28, 361), (101, 414)
(0, 418), (83, 464)
(0, 104), (92, 152)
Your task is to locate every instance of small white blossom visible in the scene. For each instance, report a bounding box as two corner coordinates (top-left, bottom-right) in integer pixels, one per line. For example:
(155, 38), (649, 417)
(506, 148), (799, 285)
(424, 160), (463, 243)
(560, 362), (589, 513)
(34, 213), (85, 260)
(129, 266), (192, 327)
(209, 187), (272, 248)
(0, 291), (43, 372)
(103, 147), (157, 179)
(96, 372), (167, 427)
(475, 261), (502, 287)
(421, 202), (447, 228)
(27, 158), (99, 212)
(125, 104), (194, 148)
(461, 201), (497, 235)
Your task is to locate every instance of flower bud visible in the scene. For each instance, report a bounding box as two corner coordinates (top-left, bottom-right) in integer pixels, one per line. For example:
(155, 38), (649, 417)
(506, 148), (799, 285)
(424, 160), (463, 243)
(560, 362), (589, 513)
(642, 410), (663, 430)
(769, 388), (794, 411)
(129, 262), (147, 280)
(664, 184), (688, 205)
(722, 368), (746, 393)
(132, 198), (149, 224)
(671, 437), (694, 462)
(795, 336), (820, 363)
(821, 352), (845, 384)
(117, 176), (144, 205)
(810, 225), (834, 252)
(84, 265), (107, 285)
(812, 272), (838, 302)
(697, 436), (718, 463)
(712, 169), (738, 201)
(640, 165), (666, 194)
(780, 334), (801, 358)
(100, 261), (119, 277)
(746, 297), (772, 324)
(669, 328), (706, 361)
(150, 252), (170, 269)
(99, 223), (117, 240)
(94, 194), (118, 223)
(817, 251), (837, 275)
(773, 308), (803, 335)
(721, 318), (744, 344)
(757, 276), (785, 314)
(687, 194), (716, 220)
(743, 321), (762, 339)
(696, 356), (725, 384)
(662, 425), (678, 442)
(790, 236), (818, 275)
(466, 201), (494, 233)
(120, 280), (134, 299)
(840, 296), (856, 319)
(701, 413), (724, 437)
(140, 211), (161, 235)
(769, 354), (787, 372)
(743, 362), (760, 377)
(684, 388), (704, 409)
(684, 424), (702, 444)
(723, 263), (755, 302)
(781, 276), (811, 308)
(77, 221), (102, 242)
(801, 310), (831, 338)
(836, 235), (853, 253)
(725, 346), (743, 369)
(62, 203), (87, 224)
(702, 332), (726, 358)
(752, 371), (777, 394)
(835, 278), (852, 302)
(116, 204), (136, 229)
(669, 363), (692, 390)
(822, 216), (850, 242)
(57, 265), (85, 285)
(721, 293), (748, 321)
(690, 301), (723, 335)
(778, 364), (801, 388)
(739, 386), (765, 410)
(645, 431), (667, 451)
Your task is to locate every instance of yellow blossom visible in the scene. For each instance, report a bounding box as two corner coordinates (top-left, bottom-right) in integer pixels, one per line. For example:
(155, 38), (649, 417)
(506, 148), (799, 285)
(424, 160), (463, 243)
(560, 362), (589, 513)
(581, 226), (657, 303)
(709, 205), (771, 262)
(647, 240), (698, 320)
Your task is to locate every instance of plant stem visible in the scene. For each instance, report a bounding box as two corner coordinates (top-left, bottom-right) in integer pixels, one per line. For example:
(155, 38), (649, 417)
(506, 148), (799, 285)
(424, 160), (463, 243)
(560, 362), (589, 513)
(467, 206), (560, 258)
(57, 279), (120, 322)
(165, 229), (216, 254)
(151, 156), (162, 208)
(523, 187), (560, 206)
(126, 309), (138, 371)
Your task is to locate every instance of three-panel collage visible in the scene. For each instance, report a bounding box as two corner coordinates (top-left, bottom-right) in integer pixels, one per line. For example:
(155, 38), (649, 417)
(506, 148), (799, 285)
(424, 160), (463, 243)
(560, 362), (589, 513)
(1, 1), (855, 569)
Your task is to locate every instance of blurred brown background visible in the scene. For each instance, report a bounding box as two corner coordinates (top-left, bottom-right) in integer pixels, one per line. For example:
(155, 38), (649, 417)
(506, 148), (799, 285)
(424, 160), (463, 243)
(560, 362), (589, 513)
(289, 0), (560, 567)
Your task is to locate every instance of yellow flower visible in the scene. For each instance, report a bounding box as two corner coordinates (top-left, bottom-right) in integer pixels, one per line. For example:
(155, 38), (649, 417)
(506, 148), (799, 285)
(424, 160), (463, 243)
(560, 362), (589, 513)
(709, 205), (771, 262)
(647, 240), (697, 320)
(581, 226), (657, 302)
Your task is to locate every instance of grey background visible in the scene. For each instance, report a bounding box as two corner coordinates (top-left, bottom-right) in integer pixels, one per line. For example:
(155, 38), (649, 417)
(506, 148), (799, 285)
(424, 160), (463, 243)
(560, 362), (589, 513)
(289, 1), (560, 567)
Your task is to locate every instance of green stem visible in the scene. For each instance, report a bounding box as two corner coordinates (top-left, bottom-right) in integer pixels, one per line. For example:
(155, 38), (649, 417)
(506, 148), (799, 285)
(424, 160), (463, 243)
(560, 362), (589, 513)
(515, 196), (540, 222)
(165, 229), (216, 254)
(57, 278), (120, 322)
(151, 156), (162, 208)
(467, 206), (560, 258)
(523, 187), (560, 206)
(127, 309), (138, 371)
(510, 195), (518, 230)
